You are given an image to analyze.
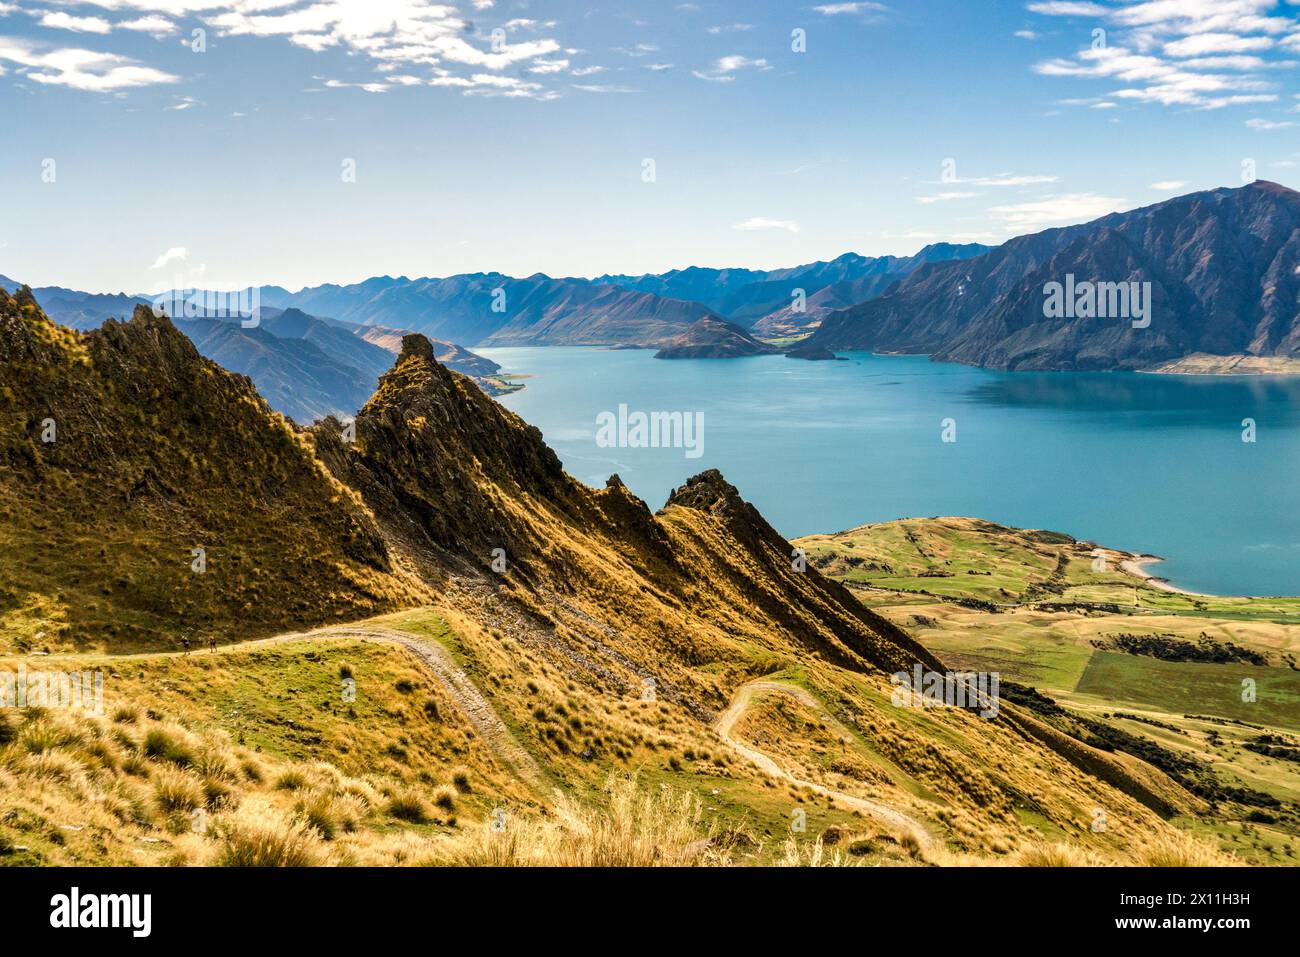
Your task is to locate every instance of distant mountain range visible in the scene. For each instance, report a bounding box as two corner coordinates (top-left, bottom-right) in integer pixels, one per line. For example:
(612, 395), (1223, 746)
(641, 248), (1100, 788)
(251, 244), (991, 347)
(807, 181), (1300, 371)
(599, 244), (992, 333)
(3, 243), (991, 364)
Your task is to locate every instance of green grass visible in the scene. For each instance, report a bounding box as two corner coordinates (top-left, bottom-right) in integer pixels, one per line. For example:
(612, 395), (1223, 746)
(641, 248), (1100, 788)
(1075, 651), (1300, 729)
(799, 516), (1300, 626)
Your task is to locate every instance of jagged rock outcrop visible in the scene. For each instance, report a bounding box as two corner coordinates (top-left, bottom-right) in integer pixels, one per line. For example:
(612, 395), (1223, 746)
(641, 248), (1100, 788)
(0, 294), (422, 649)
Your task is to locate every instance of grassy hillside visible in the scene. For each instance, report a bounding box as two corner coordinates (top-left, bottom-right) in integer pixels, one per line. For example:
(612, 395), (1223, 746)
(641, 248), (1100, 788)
(797, 517), (1300, 863)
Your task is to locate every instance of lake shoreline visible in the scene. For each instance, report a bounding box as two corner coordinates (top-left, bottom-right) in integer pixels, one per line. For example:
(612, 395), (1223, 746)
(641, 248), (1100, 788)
(1119, 555), (1218, 598)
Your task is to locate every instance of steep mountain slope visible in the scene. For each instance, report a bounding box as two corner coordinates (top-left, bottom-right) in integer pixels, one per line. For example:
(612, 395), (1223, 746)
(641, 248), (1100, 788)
(807, 181), (1300, 370)
(654, 316), (780, 358)
(0, 289), (425, 651)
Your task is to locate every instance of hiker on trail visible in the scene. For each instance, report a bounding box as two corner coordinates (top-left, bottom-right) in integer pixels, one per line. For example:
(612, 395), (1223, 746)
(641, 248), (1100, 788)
(181, 634), (191, 655)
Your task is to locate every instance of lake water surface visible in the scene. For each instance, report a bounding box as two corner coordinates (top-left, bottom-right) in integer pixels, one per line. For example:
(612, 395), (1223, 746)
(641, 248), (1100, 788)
(480, 347), (1300, 597)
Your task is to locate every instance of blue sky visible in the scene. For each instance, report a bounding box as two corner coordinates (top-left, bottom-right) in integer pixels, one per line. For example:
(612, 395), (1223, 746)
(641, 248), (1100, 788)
(1, 0), (1298, 292)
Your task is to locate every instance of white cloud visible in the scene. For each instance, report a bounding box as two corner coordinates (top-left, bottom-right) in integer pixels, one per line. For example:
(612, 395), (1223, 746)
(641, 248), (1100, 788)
(1163, 33), (1273, 57)
(428, 71), (554, 99)
(693, 54), (769, 82)
(0, 38), (179, 90)
(706, 23), (754, 34)
(813, 2), (890, 15)
(1177, 54), (1287, 70)
(1, 1), (575, 100)
(120, 16), (177, 34)
(1027, 2), (1108, 15)
(1246, 116), (1295, 128)
(614, 43), (659, 57)
(527, 58), (569, 74)
(916, 191), (982, 203)
(1149, 180), (1186, 189)
(38, 12), (112, 34)
(1015, 29), (1039, 40)
(572, 83), (638, 94)
(323, 78), (390, 93)
(732, 217), (800, 233)
(988, 193), (1129, 231)
(150, 247), (187, 270)
(1030, 0), (1300, 110)
(643, 62), (673, 71)
(951, 173), (1058, 186)
(207, 1), (562, 87)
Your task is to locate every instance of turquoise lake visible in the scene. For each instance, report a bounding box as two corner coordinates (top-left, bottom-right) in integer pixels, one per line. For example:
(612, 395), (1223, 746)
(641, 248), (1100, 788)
(480, 347), (1300, 597)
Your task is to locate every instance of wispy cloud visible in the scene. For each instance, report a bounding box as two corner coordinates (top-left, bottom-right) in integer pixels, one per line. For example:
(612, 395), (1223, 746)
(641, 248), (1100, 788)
(1149, 180), (1186, 190)
(0, 37), (179, 91)
(956, 173), (1058, 186)
(916, 191), (983, 203)
(1027, 2), (1108, 15)
(1030, 0), (1299, 111)
(150, 247), (187, 270)
(38, 12), (111, 34)
(988, 192), (1128, 231)
(693, 54), (770, 82)
(813, 2), (890, 16)
(732, 217), (800, 233)
(572, 83), (639, 94)
(120, 16), (176, 34)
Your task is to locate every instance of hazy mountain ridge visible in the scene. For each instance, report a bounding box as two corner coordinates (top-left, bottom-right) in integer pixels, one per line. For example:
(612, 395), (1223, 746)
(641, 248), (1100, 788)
(599, 244), (994, 329)
(262, 273), (716, 347)
(807, 182), (1300, 370)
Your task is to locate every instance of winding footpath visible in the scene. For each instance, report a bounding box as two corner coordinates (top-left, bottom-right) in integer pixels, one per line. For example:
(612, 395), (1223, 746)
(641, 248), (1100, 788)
(714, 679), (937, 851)
(38, 623), (546, 790)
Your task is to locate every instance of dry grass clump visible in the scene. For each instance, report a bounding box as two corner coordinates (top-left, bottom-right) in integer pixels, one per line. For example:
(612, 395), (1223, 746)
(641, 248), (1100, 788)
(1014, 841), (1108, 867)
(436, 776), (717, 867)
(152, 765), (204, 813)
(385, 791), (430, 823)
(777, 836), (863, 867)
(1133, 832), (1236, 867)
(214, 798), (324, 867)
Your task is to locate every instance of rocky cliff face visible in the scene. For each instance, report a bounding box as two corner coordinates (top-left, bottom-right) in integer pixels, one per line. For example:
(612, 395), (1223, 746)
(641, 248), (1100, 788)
(807, 181), (1300, 370)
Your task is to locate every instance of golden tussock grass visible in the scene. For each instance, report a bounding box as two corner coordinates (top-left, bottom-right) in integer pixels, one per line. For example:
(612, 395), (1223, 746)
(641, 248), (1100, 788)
(433, 776), (718, 867)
